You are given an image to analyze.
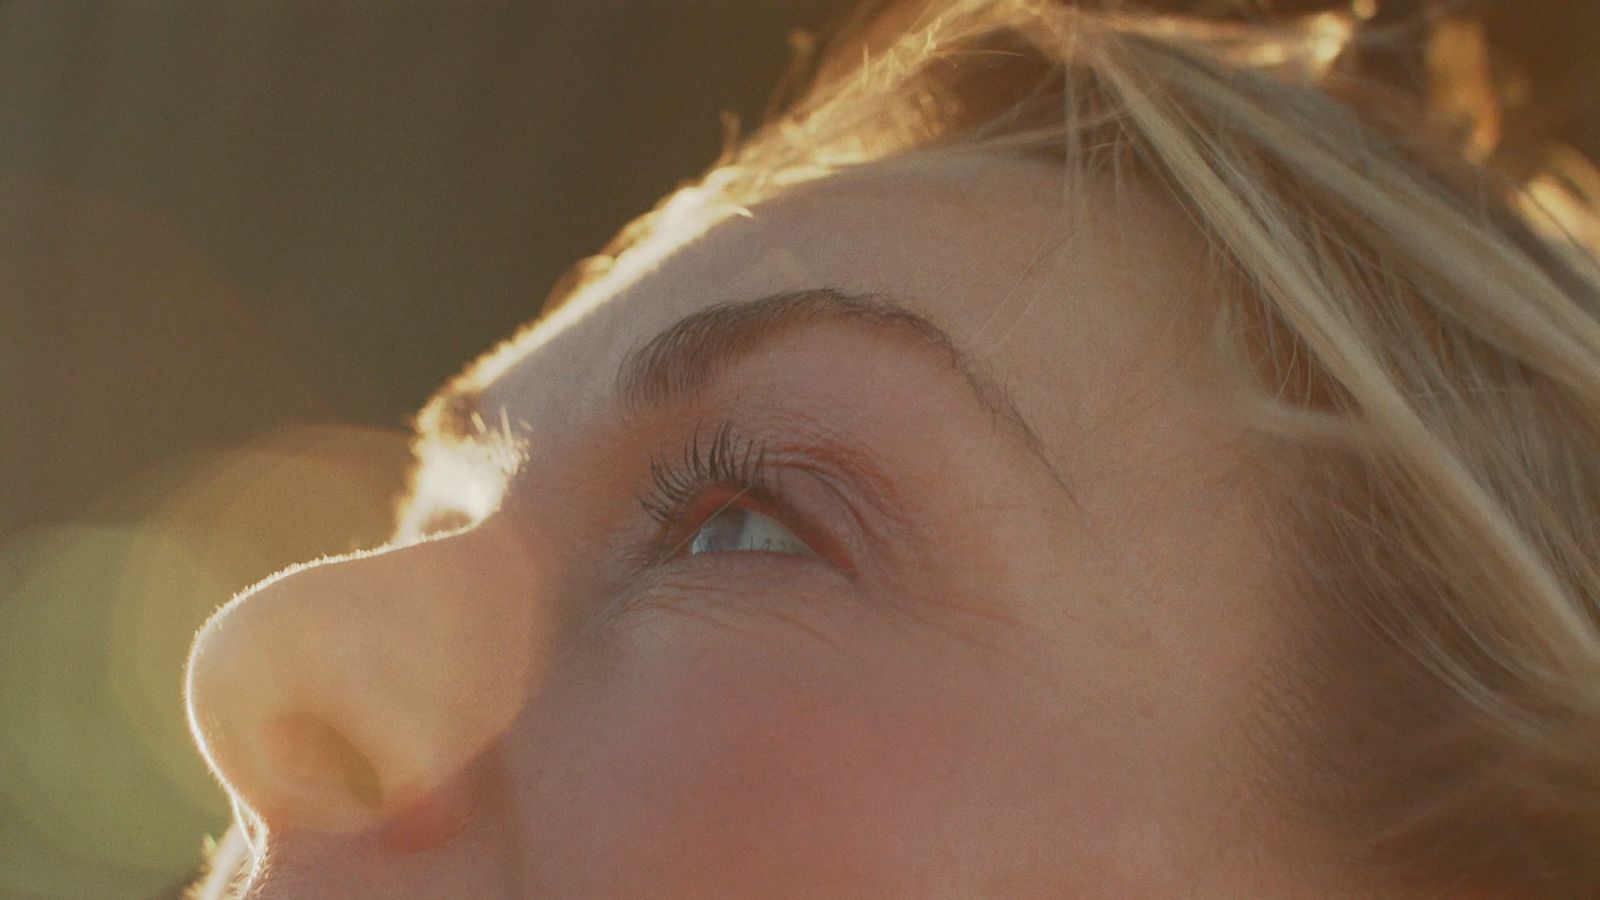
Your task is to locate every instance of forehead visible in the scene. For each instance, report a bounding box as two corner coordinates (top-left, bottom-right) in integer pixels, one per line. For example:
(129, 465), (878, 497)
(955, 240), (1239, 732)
(459, 151), (1212, 447)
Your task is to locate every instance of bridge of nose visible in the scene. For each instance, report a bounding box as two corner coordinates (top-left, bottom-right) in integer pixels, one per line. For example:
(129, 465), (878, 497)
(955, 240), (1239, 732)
(185, 528), (550, 835)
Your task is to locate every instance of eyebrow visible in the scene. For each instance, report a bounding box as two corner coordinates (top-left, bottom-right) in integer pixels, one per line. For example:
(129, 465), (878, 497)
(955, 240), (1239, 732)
(613, 288), (1071, 491)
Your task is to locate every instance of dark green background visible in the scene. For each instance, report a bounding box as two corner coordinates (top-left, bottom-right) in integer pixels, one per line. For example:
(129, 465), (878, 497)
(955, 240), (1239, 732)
(0, 3), (853, 896)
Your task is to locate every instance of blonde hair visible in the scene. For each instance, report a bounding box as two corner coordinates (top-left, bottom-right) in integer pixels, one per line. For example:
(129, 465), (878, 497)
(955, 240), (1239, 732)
(537, 1), (1600, 894)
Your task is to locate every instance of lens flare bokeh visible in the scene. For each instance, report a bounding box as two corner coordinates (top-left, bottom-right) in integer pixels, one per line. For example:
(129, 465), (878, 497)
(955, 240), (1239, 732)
(0, 425), (411, 898)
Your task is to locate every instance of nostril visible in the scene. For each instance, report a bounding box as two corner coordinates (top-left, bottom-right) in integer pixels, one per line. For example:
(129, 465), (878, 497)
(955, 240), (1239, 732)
(260, 711), (485, 854)
(261, 712), (383, 812)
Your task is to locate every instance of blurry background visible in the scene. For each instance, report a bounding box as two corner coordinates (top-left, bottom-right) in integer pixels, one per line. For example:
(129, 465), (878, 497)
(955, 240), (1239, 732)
(0, 1), (1594, 898)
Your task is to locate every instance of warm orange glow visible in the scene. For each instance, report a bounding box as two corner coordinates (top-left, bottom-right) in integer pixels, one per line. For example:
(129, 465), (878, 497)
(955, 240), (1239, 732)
(0, 423), (411, 894)
(1427, 16), (1501, 162)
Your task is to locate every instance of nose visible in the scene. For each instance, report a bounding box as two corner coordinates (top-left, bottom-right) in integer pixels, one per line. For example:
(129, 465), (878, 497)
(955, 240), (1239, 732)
(185, 528), (551, 845)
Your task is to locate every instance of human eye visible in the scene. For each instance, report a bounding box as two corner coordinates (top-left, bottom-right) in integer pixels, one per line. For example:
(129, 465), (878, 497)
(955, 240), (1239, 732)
(637, 421), (816, 562)
(683, 506), (810, 556)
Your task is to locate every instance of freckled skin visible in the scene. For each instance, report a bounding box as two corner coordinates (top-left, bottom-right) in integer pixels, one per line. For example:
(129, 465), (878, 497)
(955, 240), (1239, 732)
(186, 154), (1334, 898)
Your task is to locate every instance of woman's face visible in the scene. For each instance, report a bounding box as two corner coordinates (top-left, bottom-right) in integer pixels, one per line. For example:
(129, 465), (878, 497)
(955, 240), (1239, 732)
(188, 153), (1311, 897)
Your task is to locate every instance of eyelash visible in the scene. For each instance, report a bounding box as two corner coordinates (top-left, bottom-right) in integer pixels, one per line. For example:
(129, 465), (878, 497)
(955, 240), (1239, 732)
(638, 421), (775, 532)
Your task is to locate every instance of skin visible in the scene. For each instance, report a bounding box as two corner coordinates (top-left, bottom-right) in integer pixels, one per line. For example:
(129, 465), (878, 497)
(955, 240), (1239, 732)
(186, 152), (1333, 898)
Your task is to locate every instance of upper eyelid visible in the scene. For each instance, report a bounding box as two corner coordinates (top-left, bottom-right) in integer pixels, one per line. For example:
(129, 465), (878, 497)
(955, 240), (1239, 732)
(638, 421), (772, 525)
(766, 419), (912, 529)
(660, 489), (784, 561)
(741, 434), (910, 573)
(633, 420), (893, 572)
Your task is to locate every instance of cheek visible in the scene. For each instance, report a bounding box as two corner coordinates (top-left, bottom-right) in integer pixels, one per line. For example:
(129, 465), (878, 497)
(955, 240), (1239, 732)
(635, 678), (924, 893)
(500, 605), (1141, 897)
(504, 613), (998, 895)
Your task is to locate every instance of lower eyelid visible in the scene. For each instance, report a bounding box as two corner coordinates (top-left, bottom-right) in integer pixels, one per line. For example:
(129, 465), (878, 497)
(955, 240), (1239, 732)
(639, 551), (850, 602)
(598, 545), (847, 624)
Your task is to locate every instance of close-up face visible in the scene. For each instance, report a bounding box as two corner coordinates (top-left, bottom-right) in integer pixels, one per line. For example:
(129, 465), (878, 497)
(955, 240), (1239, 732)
(186, 152), (1322, 897)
